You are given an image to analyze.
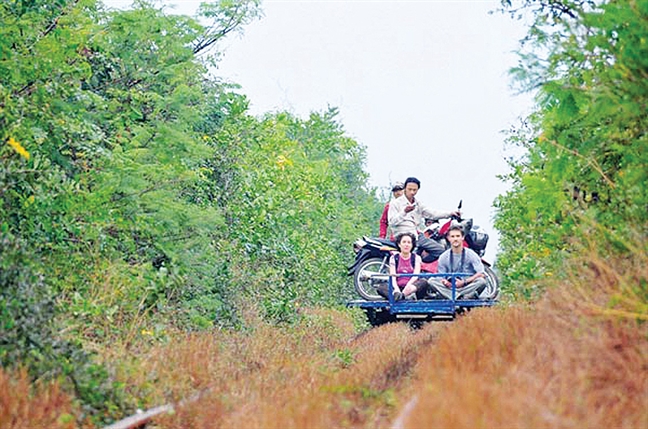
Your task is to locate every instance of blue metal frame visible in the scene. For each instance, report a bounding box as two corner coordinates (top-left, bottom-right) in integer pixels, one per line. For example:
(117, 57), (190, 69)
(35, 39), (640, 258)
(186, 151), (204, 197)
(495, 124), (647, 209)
(347, 272), (497, 316)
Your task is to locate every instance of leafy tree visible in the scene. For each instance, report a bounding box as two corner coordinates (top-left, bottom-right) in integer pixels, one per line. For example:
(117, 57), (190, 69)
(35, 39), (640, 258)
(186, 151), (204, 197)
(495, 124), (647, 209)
(1, 0), (383, 421)
(196, 106), (378, 324)
(193, 0), (262, 55)
(495, 0), (648, 297)
(0, 0), (262, 421)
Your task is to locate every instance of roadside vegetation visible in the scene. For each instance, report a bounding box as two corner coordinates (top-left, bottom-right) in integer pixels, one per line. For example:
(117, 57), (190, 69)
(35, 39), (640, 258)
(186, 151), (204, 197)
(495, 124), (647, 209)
(1, 0), (646, 428)
(2, 244), (645, 428)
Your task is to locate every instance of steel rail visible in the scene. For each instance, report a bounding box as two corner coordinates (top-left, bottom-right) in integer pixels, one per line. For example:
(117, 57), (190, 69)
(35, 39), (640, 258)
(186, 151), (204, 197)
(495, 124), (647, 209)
(103, 389), (210, 429)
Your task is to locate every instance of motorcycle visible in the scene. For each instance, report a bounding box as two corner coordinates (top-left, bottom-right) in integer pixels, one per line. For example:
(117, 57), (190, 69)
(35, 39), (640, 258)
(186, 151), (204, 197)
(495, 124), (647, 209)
(348, 201), (499, 301)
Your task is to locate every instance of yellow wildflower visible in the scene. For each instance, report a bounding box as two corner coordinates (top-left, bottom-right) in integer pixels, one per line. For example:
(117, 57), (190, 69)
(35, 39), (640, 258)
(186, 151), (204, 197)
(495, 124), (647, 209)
(23, 195), (35, 208)
(7, 137), (30, 160)
(276, 155), (293, 170)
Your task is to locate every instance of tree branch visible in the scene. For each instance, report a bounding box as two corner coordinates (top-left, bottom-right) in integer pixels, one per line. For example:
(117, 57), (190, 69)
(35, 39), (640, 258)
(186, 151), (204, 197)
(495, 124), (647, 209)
(547, 139), (616, 189)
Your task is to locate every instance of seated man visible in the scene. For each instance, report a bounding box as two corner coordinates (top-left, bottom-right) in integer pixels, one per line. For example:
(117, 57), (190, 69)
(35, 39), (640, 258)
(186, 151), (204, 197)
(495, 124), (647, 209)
(428, 225), (487, 299)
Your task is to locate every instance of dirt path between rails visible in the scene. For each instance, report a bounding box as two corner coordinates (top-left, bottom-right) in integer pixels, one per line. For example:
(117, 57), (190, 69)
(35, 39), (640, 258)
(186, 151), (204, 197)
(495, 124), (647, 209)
(135, 316), (454, 429)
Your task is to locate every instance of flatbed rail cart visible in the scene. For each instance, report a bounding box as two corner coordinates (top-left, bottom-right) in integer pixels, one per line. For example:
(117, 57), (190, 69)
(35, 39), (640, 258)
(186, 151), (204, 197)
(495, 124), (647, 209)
(347, 272), (498, 326)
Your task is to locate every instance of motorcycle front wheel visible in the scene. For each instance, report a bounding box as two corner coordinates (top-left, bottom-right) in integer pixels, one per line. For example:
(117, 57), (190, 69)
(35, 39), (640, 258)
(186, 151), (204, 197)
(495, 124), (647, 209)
(481, 266), (500, 300)
(354, 256), (390, 301)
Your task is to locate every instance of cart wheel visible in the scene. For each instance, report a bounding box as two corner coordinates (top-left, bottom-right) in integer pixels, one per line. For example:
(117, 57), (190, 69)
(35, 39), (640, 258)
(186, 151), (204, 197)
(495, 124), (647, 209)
(365, 308), (394, 327)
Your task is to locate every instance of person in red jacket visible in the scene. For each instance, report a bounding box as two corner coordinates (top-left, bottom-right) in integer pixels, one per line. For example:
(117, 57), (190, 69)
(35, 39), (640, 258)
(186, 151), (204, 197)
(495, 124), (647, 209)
(379, 182), (404, 240)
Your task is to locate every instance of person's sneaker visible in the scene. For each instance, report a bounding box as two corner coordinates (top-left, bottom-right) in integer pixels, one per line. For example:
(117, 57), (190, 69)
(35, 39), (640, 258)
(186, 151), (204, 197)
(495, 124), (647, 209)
(426, 291), (441, 300)
(393, 291), (404, 301)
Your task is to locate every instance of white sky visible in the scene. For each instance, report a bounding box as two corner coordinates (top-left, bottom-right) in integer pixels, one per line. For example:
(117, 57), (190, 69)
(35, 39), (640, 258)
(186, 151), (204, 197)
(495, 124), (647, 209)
(104, 0), (536, 263)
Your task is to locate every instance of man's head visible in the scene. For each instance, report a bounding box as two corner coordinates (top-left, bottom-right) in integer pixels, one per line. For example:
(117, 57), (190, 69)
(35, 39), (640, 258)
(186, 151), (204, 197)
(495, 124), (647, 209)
(446, 224), (465, 250)
(391, 182), (404, 198)
(403, 177), (420, 202)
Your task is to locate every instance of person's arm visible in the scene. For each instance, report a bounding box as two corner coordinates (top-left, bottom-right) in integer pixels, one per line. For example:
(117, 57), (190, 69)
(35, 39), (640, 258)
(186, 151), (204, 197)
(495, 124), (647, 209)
(388, 255), (401, 292)
(449, 251), (485, 287)
(461, 272), (484, 286)
(421, 205), (459, 221)
(379, 203), (389, 238)
(406, 254), (422, 288)
(463, 250), (485, 285)
(388, 197), (409, 227)
(438, 253), (454, 288)
(389, 255), (397, 276)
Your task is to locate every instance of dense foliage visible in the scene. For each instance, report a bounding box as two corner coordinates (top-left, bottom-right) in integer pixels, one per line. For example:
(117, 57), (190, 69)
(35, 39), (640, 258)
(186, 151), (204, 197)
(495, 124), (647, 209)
(3, 0), (645, 424)
(494, 0), (647, 298)
(1, 0), (381, 422)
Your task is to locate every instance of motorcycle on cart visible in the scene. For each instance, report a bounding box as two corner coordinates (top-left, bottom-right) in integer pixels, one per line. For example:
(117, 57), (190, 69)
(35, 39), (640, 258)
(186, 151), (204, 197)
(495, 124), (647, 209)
(347, 201), (499, 326)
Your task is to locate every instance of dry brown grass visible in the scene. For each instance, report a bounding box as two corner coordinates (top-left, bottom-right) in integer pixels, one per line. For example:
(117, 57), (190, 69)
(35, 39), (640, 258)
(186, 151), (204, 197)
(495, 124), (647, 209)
(398, 242), (648, 429)
(145, 242), (646, 428)
(398, 306), (646, 429)
(0, 367), (76, 429)
(143, 309), (449, 429)
(7, 239), (648, 429)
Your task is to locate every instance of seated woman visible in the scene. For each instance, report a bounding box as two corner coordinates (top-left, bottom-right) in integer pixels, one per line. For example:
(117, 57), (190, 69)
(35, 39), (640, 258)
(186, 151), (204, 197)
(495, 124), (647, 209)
(377, 232), (429, 300)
